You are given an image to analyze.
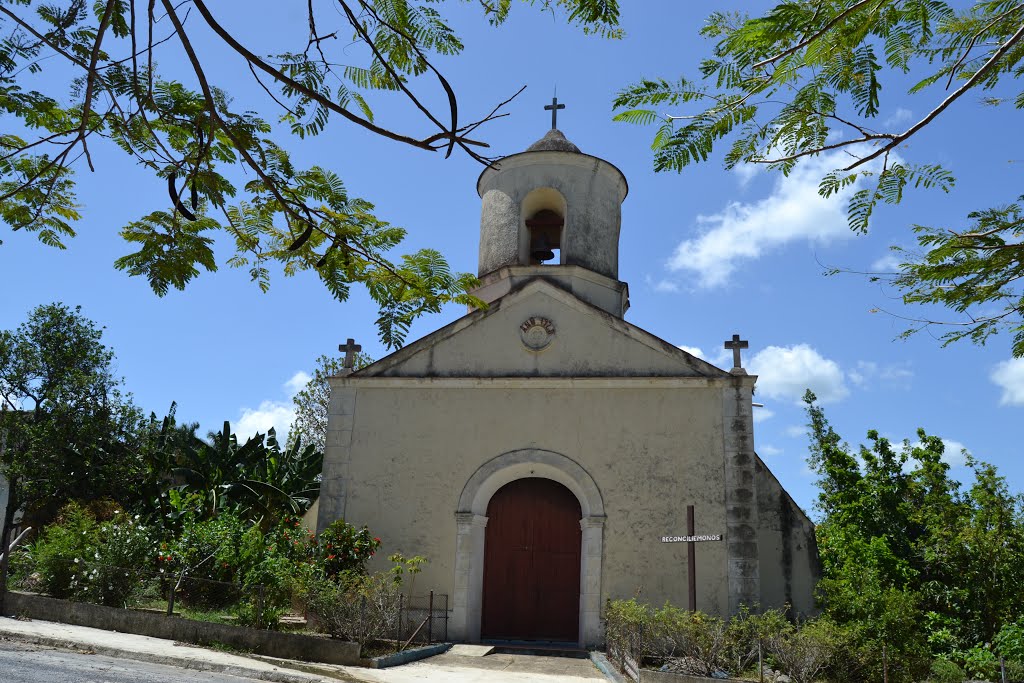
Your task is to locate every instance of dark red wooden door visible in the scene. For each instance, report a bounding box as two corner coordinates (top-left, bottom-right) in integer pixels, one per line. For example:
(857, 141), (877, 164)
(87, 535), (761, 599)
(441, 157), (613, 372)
(481, 478), (582, 642)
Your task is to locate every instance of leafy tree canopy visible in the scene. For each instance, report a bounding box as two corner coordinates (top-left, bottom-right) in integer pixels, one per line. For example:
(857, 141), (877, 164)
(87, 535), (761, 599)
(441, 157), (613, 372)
(803, 390), (1024, 667)
(0, 0), (621, 348)
(615, 1), (1024, 356)
(0, 302), (142, 530)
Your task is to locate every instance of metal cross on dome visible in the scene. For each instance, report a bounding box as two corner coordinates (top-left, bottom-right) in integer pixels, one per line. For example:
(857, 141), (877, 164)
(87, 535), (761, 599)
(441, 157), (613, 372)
(544, 96), (565, 129)
(339, 338), (362, 369)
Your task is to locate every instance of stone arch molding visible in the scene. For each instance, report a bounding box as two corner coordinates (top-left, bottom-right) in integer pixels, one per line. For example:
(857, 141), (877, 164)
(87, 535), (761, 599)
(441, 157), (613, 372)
(457, 448), (604, 518)
(452, 449), (606, 647)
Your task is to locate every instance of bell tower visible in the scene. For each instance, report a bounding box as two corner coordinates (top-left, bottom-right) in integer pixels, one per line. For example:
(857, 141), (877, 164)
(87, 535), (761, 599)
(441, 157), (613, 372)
(472, 112), (630, 317)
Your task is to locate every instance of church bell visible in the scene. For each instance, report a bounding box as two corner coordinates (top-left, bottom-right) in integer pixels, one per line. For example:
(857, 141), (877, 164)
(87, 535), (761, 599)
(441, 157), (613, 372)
(526, 209), (563, 264)
(530, 234), (556, 263)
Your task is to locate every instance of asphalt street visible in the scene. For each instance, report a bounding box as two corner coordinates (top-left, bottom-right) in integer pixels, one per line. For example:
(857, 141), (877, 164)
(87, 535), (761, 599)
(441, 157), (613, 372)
(0, 639), (271, 683)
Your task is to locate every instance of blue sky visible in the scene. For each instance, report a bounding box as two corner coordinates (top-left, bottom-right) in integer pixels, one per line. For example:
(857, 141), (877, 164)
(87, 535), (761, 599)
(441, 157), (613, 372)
(1, 2), (1021, 517)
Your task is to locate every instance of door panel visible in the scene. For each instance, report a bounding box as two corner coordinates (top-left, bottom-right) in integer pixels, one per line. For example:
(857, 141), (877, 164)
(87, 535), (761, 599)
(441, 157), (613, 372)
(481, 478), (582, 641)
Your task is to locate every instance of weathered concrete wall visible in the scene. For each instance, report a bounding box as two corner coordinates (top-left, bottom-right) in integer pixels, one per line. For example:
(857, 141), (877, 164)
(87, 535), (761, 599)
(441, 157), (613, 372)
(721, 377), (760, 614)
(470, 265), (629, 318)
(477, 151), (627, 279)
(2, 591), (361, 665)
(755, 456), (820, 616)
(319, 382), (733, 643)
(360, 283), (717, 380)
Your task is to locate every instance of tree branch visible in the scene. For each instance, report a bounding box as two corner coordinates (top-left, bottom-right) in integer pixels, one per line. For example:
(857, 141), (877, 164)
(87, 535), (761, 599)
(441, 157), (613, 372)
(752, 0), (880, 70)
(189, 0), (439, 151)
(844, 19), (1024, 172)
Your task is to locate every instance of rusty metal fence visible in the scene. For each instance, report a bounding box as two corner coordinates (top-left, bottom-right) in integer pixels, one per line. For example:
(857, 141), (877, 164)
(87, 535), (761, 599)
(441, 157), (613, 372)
(398, 591), (448, 646)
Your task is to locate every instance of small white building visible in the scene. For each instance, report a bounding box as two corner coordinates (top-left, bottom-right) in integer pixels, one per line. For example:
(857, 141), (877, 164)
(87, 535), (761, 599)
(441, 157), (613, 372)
(317, 128), (819, 647)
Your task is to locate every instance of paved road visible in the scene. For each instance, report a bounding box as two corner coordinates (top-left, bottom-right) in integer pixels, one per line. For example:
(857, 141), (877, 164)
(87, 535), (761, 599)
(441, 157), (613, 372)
(0, 640), (271, 683)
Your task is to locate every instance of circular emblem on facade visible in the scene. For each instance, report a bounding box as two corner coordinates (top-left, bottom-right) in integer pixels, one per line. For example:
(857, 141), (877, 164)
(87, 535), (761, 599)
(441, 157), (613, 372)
(520, 317), (556, 351)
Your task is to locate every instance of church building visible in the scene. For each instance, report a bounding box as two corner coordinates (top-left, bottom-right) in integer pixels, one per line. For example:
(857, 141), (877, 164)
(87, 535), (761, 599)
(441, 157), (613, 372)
(316, 120), (820, 647)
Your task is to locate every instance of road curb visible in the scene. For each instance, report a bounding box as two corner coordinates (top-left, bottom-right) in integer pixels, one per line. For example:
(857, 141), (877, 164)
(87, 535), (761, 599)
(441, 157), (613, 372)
(0, 625), (341, 683)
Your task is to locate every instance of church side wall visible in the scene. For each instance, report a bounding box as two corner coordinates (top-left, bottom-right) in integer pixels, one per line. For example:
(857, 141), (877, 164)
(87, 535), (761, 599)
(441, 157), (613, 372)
(325, 384), (733, 638)
(754, 456), (821, 617)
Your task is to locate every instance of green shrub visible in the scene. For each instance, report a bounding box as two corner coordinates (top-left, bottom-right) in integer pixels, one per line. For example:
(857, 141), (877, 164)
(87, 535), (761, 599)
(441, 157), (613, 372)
(765, 617), (847, 683)
(996, 619), (1024, 665)
(79, 512), (155, 607)
(929, 658), (966, 683)
(650, 604), (729, 676)
(1005, 659), (1024, 682)
(724, 606), (790, 676)
(301, 571), (401, 650)
(31, 503), (98, 598)
(231, 599), (285, 630)
(315, 520), (380, 578)
(958, 645), (999, 681)
(167, 511), (246, 607)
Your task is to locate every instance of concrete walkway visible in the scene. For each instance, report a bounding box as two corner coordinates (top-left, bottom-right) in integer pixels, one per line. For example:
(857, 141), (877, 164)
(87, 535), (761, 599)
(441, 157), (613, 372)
(0, 616), (610, 683)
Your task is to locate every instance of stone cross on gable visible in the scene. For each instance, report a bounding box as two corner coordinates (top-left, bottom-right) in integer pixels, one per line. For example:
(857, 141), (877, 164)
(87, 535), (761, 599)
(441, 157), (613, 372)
(339, 338), (362, 370)
(724, 334), (749, 371)
(544, 96), (565, 130)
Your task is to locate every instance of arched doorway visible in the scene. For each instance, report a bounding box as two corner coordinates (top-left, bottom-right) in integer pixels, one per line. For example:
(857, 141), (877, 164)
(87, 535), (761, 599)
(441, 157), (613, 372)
(481, 478), (581, 641)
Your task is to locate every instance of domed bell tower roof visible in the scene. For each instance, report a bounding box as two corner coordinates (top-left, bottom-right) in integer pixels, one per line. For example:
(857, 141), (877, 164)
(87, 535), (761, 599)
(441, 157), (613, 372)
(525, 129), (581, 154)
(472, 98), (630, 318)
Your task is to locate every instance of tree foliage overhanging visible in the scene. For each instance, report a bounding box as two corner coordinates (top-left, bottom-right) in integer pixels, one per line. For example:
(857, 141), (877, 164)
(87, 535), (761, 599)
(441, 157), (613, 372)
(614, 1), (1024, 357)
(0, 0), (620, 348)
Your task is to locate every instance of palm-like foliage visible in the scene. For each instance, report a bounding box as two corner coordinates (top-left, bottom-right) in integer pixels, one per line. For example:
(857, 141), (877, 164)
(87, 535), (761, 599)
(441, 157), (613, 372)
(172, 423), (323, 526)
(145, 416), (322, 527)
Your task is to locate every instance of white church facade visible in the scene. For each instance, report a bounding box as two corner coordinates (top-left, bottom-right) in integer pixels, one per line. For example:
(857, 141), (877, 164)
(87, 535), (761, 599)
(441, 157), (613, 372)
(316, 126), (819, 647)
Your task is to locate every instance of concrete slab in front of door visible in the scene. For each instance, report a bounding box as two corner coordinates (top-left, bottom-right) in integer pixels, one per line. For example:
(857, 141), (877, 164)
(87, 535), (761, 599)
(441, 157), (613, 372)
(447, 644), (495, 657)
(356, 652), (607, 682)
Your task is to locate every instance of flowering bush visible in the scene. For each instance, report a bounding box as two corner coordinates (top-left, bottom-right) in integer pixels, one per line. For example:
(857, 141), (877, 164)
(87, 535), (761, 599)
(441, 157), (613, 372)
(26, 502), (155, 607)
(30, 503), (99, 598)
(82, 512), (155, 607)
(315, 520), (380, 578)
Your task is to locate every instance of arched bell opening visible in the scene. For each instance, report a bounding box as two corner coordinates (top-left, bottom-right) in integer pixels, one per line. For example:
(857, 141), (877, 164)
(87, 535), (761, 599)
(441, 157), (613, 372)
(520, 188), (567, 266)
(526, 209), (563, 265)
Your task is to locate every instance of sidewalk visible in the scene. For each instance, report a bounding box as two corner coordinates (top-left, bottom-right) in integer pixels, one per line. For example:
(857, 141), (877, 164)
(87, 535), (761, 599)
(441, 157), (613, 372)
(0, 615), (611, 683)
(0, 615), (357, 683)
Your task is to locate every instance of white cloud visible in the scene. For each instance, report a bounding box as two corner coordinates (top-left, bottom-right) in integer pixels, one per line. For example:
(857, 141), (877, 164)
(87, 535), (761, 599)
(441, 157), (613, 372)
(939, 439), (970, 468)
(236, 401), (295, 441)
(284, 371), (312, 396)
(907, 438), (970, 468)
(667, 152), (863, 288)
(653, 279), (681, 293)
(734, 162), (761, 187)
(753, 408), (774, 423)
(871, 251), (904, 272)
(848, 360), (913, 388)
(785, 425), (806, 438)
(677, 345), (705, 359)
(884, 107), (913, 127)
(992, 358), (1024, 406)
(676, 344), (732, 368)
(748, 344), (848, 405)
(234, 371), (308, 440)
(759, 444), (783, 457)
